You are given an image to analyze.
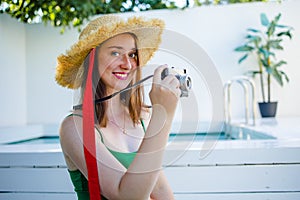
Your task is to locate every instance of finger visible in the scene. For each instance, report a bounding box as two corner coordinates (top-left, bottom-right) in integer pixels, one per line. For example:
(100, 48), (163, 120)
(152, 64), (168, 83)
(165, 75), (179, 86)
(175, 88), (181, 98)
(160, 79), (181, 98)
(166, 85), (181, 99)
(161, 75), (180, 90)
(170, 82), (181, 97)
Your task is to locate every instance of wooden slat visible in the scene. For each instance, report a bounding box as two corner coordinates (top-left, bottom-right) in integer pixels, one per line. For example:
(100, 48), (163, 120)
(1, 164), (299, 194)
(0, 152), (66, 167)
(163, 147), (300, 166)
(164, 164), (300, 193)
(0, 168), (74, 192)
(0, 193), (76, 200)
(174, 192), (300, 200)
(0, 191), (299, 200)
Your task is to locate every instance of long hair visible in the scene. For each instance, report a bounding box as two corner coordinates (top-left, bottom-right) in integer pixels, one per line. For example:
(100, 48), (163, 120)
(80, 33), (144, 127)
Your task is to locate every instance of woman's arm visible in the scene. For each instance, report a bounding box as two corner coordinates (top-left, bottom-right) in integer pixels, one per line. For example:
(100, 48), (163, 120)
(150, 171), (175, 200)
(115, 65), (180, 199)
(60, 65), (180, 200)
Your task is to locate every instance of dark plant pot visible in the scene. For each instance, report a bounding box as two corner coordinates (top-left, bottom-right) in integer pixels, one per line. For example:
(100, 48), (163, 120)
(258, 102), (278, 118)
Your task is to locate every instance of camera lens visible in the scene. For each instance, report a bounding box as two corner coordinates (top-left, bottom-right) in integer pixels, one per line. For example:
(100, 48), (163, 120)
(186, 77), (192, 89)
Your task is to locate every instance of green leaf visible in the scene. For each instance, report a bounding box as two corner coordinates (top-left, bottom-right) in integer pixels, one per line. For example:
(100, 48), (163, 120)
(247, 28), (261, 33)
(49, 12), (55, 20)
(280, 71), (290, 83)
(274, 13), (282, 23)
(260, 13), (269, 27)
(277, 30), (293, 39)
(238, 54), (248, 64)
(246, 70), (261, 78)
(286, 31), (293, 39)
(273, 60), (287, 68)
(246, 35), (262, 43)
(277, 31), (289, 37)
(276, 24), (289, 29)
(268, 39), (283, 50)
(259, 48), (274, 59)
(267, 21), (276, 37)
(272, 68), (283, 86)
(234, 45), (254, 52)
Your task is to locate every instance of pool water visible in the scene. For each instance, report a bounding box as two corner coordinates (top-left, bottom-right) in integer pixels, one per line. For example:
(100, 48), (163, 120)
(6, 130), (275, 145)
(7, 136), (60, 145)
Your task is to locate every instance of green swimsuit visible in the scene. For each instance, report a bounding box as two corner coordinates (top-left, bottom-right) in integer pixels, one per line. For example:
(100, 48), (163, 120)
(66, 114), (146, 200)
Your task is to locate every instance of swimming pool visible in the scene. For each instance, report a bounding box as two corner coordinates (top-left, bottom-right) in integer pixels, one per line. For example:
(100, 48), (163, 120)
(4, 129), (276, 145)
(1, 118), (299, 200)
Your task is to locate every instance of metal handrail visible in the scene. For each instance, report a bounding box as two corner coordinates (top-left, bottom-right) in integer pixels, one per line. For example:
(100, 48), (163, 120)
(223, 76), (256, 136)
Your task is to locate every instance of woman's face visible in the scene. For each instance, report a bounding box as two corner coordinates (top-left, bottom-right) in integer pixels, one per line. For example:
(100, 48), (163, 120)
(97, 33), (138, 94)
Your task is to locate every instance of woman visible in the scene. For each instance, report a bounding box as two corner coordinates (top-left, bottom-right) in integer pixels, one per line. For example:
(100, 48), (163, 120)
(56, 15), (180, 200)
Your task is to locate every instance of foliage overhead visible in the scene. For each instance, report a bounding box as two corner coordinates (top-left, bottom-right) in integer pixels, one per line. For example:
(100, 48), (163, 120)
(234, 12), (293, 103)
(1, 0), (176, 33)
(1, 0), (269, 33)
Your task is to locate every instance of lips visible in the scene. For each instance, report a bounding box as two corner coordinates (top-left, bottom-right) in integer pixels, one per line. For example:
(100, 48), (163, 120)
(113, 72), (128, 80)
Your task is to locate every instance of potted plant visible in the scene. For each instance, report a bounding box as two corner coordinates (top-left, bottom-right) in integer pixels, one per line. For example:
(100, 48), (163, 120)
(234, 13), (293, 118)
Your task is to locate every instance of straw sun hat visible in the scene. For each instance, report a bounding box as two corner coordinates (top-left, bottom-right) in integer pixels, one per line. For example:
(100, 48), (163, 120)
(55, 15), (165, 89)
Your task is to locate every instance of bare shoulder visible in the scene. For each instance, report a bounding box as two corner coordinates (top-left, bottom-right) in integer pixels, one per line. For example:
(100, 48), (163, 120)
(59, 114), (83, 153)
(60, 115), (82, 137)
(59, 114), (85, 170)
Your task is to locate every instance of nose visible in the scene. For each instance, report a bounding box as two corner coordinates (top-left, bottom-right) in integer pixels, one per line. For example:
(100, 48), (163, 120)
(120, 54), (132, 70)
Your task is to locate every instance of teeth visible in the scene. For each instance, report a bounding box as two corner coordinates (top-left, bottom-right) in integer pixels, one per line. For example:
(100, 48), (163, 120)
(115, 73), (127, 78)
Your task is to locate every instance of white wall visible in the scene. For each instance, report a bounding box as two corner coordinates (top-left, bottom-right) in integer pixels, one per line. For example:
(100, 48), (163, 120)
(0, 0), (299, 127)
(25, 21), (76, 125)
(0, 14), (27, 126)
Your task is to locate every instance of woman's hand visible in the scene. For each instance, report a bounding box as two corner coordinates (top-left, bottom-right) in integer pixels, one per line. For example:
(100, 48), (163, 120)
(149, 65), (181, 119)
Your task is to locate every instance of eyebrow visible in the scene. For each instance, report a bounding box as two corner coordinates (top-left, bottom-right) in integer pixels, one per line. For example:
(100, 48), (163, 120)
(108, 46), (137, 51)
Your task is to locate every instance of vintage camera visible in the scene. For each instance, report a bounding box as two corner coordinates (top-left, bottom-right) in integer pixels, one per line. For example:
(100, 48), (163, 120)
(161, 67), (192, 97)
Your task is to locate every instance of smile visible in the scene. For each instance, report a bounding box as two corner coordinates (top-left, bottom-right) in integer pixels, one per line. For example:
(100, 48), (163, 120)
(113, 72), (128, 80)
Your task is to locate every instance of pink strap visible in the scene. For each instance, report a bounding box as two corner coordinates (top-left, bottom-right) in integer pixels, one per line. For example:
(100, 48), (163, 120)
(83, 48), (101, 200)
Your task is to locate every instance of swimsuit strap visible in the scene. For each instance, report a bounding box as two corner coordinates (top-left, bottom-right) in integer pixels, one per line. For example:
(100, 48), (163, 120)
(65, 113), (104, 143)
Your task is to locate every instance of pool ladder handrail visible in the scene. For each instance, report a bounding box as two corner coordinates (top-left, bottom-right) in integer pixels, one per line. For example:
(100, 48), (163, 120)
(223, 76), (256, 136)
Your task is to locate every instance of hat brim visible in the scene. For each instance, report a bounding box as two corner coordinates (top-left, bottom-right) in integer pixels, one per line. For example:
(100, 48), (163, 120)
(55, 15), (165, 89)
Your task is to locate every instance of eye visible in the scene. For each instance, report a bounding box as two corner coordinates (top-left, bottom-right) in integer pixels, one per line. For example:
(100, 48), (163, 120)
(128, 52), (137, 59)
(111, 51), (120, 57)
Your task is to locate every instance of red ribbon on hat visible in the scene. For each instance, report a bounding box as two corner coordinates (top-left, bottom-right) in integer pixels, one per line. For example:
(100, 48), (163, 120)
(83, 48), (101, 200)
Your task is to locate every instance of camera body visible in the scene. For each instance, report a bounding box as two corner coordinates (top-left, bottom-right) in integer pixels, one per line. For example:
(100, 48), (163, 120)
(161, 67), (192, 97)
